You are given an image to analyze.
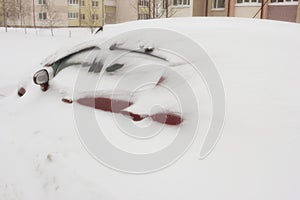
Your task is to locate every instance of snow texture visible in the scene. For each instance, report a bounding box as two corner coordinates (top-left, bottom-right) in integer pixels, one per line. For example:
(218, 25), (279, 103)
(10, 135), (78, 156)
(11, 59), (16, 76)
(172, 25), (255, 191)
(0, 17), (299, 200)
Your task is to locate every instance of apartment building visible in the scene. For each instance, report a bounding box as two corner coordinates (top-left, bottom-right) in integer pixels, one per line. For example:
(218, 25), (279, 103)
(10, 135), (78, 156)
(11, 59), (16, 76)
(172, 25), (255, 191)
(0, 0), (109, 28)
(68, 0), (116, 26)
(115, 0), (194, 23)
(193, 0), (300, 23)
(133, 0), (300, 23)
(36, 0), (68, 27)
(170, 0), (194, 17)
(0, 0), (68, 27)
(67, 0), (104, 27)
(1, 0), (299, 28)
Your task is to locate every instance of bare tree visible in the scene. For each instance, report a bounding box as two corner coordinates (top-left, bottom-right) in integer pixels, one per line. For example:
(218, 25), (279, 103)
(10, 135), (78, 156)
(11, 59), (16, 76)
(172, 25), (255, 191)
(2, 0), (8, 32)
(81, 1), (102, 34)
(152, 0), (177, 18)
(133, 0), (177, 20)
(40, 0), (60, 36)
(3, 0), (30, 33)
(18, 0), (31, 34)
(4, 0), (19, 26)
(32, 0), (36, 30)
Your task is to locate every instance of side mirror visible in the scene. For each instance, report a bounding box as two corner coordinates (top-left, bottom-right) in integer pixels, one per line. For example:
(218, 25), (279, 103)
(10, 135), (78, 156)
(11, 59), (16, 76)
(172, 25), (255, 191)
(33, 69), (50, 91)
(33, 69), (49, 85)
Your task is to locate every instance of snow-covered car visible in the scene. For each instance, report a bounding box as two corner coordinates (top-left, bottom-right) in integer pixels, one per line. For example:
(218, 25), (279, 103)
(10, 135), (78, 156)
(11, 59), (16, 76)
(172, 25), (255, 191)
(20, 26), (216, 130)
(1, 18), (299, 200)
(28, 38), (192, 126)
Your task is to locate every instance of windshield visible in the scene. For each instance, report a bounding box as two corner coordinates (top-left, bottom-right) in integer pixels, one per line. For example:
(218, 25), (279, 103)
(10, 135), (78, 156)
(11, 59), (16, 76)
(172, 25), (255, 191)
(50, 43), (168, 77)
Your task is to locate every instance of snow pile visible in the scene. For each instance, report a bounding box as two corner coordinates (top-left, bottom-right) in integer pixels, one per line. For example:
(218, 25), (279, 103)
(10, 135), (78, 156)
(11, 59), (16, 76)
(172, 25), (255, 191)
(0, 18), (300, 200)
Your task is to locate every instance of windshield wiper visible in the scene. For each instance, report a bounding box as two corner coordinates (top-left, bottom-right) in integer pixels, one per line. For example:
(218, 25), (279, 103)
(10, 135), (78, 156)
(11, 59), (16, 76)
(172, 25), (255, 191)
(109, 44), (167, 61)
(88, 58), (104, 73)
(105, 63), (124, 72)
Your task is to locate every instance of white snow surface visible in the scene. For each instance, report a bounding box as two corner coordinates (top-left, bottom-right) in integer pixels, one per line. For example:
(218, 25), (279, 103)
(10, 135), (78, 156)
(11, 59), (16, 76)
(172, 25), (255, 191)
(0, 17), (300, 200)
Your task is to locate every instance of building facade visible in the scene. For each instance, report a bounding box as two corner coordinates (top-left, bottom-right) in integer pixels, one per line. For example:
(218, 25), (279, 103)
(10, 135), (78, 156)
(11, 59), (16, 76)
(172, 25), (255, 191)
(115, 0), (194, 23)
(105, 0), (116, 24)
(67, 0), (104, 27)
(193, 0), (300, 23)
(1, 0), (300, 28)
(36, 0), (68, 27)
(297, 3), (300, 22)
(115, 0), (138, 23)
(0, 0), (112, 28)
(0, 0), (68, 27)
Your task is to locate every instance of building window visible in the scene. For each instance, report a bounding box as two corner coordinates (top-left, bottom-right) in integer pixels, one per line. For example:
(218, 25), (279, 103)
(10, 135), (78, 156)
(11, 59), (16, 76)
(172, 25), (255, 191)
(237, 0), (262, 3)
(138, 13), (150, 19)
(92, 14), (99, 20)
(80, 0), (85, 6)
(173, 0), (190, 6)
(68, 0), (79, 5)
(39, 12), (47, 20)
(212, 0), (225, 9)
(38, 0), (47, 5)
(92, 1), (99, 7)
(139, 0), (149, 7)
(68, 12), (79, 19)
(80, 13), (85, 20)
(270, 0), (298, 3)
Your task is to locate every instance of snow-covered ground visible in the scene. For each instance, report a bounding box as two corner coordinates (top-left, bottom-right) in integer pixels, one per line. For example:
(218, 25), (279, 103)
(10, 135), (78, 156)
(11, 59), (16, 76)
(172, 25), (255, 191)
(0, 17), (299, 200)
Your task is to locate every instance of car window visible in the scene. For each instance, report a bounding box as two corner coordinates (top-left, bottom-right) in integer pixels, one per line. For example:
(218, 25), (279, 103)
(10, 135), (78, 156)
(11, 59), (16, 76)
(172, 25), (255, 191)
(52, 46), (101, 76)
